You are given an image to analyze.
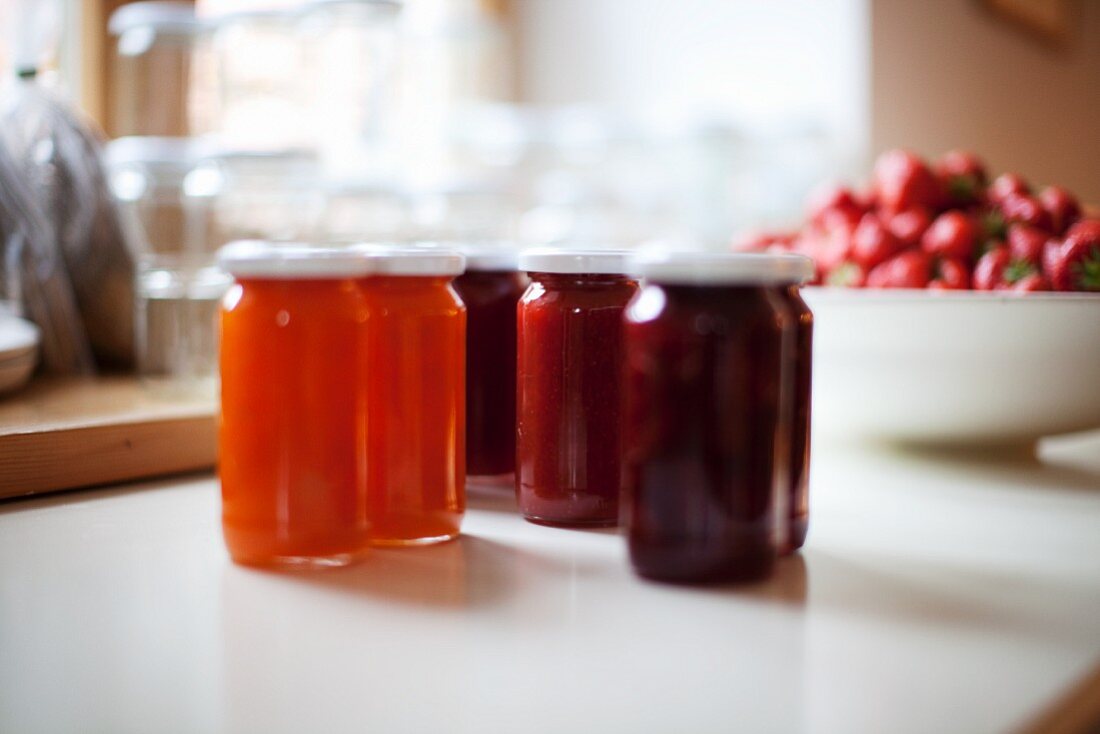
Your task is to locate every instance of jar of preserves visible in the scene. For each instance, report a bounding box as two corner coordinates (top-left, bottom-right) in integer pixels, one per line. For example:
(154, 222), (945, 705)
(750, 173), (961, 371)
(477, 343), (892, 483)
(451, 245), (525, 479)
(217, 241), (374, 568)
(777, 283), (813, 552)
(516, 248), (638, 527)
(623, 252), (813, 583)
(355, 245), (467, 545)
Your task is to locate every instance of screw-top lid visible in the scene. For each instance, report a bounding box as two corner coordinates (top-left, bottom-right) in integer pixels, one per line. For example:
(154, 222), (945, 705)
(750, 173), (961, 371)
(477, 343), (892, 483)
(632, 251), (814, 285)
(217, 240), (373, 279)
(518, 248), (633, 275)
(457, 243), (519, 271)
(104, 136), (203, 169)
(109, 2), (203, 35)
(352, 244), (465, 276)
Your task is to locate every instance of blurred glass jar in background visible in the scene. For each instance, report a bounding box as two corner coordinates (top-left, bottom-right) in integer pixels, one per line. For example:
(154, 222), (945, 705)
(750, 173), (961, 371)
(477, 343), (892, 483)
(395, 0), (512, 188)
(318, 181), (408, 243)
(408, 178), (518, 243)
(193, 147), (325, 243)
(298, 0), (402, 183)
(105, 137), (229, 394)
(207, 7), (308, 150)
(109, 2), (206, 137)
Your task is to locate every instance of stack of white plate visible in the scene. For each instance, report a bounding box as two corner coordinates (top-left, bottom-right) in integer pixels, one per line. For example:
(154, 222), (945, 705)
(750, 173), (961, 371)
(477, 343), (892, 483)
(0, 315), (40, 395)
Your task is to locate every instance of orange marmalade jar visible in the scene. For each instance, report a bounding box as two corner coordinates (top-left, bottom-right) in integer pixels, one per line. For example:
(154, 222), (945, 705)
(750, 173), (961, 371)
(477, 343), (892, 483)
(355, 246), (467, 545)
(218, 241), (374, 568)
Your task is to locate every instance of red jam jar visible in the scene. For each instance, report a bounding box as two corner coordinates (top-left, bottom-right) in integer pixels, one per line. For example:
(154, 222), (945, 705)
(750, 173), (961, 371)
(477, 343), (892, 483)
(778, 284), (813, 552)
(516, 249), (638, 527)
(623, 252), (813, 583)
(451, 248), (526, 478)
(218, 241), (375, 568)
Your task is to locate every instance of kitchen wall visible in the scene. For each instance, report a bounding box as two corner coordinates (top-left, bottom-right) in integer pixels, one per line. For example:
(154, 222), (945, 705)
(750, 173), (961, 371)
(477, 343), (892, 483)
(872, 0), (1100, 203)
(513, 0), (869, 146)
(514, 0), (1100, 205)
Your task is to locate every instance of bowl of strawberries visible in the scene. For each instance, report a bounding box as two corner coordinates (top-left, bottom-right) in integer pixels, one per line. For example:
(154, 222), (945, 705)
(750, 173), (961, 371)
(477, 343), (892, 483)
(745, 149), (1100, 446)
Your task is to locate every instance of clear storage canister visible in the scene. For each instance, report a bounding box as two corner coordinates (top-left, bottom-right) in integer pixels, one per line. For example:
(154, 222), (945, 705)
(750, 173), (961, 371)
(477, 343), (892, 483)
(206, 6), (308, 150)
(298, 0), (402, 181)
(105, 137), (228, 393)
(108, 2), (204, 137)
(194, 147), (325, 243)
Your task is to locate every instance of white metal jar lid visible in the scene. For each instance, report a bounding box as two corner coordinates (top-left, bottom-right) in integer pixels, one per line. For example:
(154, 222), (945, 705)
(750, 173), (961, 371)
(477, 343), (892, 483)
(352, 244), (466, 276)
(217, 240), (374, 279)
(457, 243), (519, 272)
(109, 2), (203, 35)
(632, 252), (815, 286)
(518, 248), (633, 275)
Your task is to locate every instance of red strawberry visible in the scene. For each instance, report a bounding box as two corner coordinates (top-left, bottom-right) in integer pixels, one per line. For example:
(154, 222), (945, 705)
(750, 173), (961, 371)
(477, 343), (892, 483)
(866, 249), (932, 289)
(975, 245), (1041, 291)
(737, 231), (796, 252)
(928, 257), (970, 290)
(1049, 220), (1100, 291)
(1006, 224), (1047, 265)
(819, 205), (862, 234)
(886, 207), (932, 246)
(872, 149), (942, 213)
(988, 173), (1030, 204)
(999, 193), (1053, 232)
(806, 185), (867, 226)
(936, 150), (987, 206)
(921, 211), (978, 260)
(794, 221), (852, 275)
(1011, 273), (1049, 292)
(851, 213), (904, 269)
(825, 260), (866, 287)
(1042, 238), (1064, 279)
(1038, 186), (1081, 235)
(973, 247), (1010, 290)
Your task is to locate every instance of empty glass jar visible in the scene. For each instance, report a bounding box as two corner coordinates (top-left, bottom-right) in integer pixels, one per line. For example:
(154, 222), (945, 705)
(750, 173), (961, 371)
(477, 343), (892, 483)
(109, 2), (205, 137)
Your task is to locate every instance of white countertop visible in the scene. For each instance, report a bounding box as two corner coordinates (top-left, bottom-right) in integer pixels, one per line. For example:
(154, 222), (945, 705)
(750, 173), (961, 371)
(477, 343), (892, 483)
(2, 433), (1100, 734)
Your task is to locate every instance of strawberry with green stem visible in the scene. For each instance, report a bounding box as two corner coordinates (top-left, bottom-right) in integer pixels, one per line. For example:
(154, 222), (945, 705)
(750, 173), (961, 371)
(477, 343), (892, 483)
(936, 150), (987, 207)
(922, 211), (978, 260)
(866, 249), (932, 289)
(928, 257), (970, 290)
(1038, 186), (1080, 235)
(1050, 220), (1100, 292)
(973, 245), (1042, 290)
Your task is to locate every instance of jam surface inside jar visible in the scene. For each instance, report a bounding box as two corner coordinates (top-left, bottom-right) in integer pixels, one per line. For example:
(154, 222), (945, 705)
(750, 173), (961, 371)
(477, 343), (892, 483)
(359, 274), (466, 545)
(516, 271), (638, 526)
(219, 277), (371, 567)
(452, 269), (526, 477)
(624, 283), (789, 582)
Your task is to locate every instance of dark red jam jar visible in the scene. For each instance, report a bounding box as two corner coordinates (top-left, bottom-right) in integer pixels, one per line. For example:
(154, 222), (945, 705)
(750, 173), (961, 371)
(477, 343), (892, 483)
(778, 284), (813, 552)
(516, 249), (639, 527)
(623, 252), (813, 583)
(451, 248), (527, 478)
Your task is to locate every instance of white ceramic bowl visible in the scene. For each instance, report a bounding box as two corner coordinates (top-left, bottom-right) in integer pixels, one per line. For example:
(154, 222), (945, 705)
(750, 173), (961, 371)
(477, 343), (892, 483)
(802, 287), (1100, 445)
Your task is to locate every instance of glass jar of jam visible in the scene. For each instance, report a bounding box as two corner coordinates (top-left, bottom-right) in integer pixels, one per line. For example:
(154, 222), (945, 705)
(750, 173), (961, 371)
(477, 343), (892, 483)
(516, 249), (639, 527)
(623, 252), (813, 583)
(355, 246), (467, 545)
(218, 241), (374, 568)
(778, 284), (813, 552)
(451, 247), (526, 479)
